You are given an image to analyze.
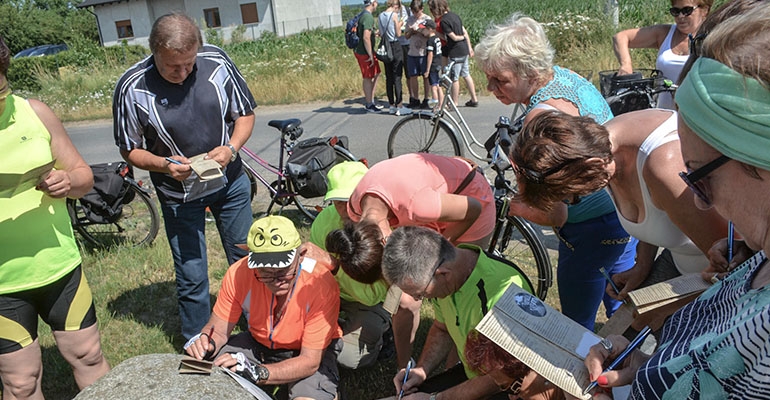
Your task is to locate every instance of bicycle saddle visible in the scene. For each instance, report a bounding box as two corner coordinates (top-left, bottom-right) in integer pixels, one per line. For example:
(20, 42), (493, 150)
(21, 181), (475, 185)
(268, 119), (303, 140)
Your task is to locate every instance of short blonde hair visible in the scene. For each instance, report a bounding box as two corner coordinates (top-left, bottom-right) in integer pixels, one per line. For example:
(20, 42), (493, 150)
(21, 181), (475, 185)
(474, 13), (554, 80)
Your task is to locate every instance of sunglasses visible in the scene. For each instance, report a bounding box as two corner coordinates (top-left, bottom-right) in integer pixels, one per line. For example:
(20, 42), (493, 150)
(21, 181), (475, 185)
(669, 5), (698, 17)
(678, 155), (730, 205)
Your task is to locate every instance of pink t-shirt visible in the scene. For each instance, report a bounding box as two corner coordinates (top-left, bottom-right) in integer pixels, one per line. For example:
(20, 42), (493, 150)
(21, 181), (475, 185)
(348, 153), (495, 242)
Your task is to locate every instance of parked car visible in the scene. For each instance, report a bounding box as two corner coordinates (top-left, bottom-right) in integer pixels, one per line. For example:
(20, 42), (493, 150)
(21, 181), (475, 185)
(13, 44), (69, 59)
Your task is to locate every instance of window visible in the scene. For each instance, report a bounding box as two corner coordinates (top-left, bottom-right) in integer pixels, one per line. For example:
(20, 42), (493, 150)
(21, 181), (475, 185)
(115, 19), (134, 39)
(203, 8), (221, 28)
(240, 3), (259, 24)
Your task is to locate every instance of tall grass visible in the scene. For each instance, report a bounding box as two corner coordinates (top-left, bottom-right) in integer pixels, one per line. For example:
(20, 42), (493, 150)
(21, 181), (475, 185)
(7, 0), (728, 398)
(17, 0), (720, 122)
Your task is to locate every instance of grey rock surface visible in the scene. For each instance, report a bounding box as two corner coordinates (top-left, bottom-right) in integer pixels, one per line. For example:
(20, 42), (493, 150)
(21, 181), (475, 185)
(74, 353), (258, 400)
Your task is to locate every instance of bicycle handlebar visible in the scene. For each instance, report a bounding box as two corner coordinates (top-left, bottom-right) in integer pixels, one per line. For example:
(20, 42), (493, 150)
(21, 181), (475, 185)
(603, 82), (678, 106)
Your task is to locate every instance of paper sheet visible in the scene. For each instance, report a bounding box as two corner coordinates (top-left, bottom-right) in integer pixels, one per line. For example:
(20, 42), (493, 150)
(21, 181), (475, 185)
(0, 159), (56, 198)
(189, 153), (223, 182)
(219, 367), (273, 400)
(475, 285), (598, 399)
(178, 355), (213, 374)
(628, 273), (710, 307)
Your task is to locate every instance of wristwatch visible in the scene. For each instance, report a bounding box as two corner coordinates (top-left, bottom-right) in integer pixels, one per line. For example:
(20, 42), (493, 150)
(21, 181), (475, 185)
(256, 364), (270, 383)
(226, 143), (237, 162)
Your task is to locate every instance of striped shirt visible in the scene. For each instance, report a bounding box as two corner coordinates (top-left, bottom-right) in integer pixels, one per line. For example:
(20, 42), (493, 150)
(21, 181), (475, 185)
(632, 251), (770, 399)
(112, 45), (256, 202)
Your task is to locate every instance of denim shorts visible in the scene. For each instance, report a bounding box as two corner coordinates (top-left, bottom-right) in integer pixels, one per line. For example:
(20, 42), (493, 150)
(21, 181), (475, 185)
(447, 56), (469, 81)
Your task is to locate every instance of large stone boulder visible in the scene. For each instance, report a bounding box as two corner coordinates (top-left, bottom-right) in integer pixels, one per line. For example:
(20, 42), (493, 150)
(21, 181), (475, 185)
(75, 353), (259, 400)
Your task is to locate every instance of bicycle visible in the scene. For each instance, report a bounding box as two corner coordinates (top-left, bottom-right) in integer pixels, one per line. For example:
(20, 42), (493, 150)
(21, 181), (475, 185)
(240, 118), (359, 221)
(486, 116), (553, 300)
(387, 61), (523, 161)
(67, 161), (160, 248)
(598, 69), (678, 115)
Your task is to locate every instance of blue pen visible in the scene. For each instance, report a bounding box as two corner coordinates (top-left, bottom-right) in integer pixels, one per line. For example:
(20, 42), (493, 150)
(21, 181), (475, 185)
(599, 267), (626, 303)
(398, 358), (415, 400)
(165, 157), (183, 165)
(727, 221), (734, 263)
(584, 326), (652, 395)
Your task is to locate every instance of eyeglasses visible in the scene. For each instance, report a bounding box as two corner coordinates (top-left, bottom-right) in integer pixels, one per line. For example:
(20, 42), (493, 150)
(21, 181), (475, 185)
(254, 267), (298, 283)
(679, 155), (730, 205)
(413, 257), (444, 301)
(669, 5), (698, 17)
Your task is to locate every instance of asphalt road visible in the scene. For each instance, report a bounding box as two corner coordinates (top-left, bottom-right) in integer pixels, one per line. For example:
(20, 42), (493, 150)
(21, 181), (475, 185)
(65, 95), (514, 176)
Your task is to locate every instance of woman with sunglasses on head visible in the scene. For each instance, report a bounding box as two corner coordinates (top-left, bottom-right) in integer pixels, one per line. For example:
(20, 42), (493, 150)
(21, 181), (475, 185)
(613, 0), (712, 109)
(510, 107), (728, 312)
(585, 4), (770, 399)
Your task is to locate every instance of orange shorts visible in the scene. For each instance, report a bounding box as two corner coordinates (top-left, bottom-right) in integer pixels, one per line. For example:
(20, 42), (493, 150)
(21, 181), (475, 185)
(355, 52), (381, 79)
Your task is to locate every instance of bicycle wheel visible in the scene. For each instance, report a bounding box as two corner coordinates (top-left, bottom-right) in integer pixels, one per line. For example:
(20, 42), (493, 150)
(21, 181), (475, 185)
(387, 113), (461, 158)
(494, 216), (553, 301)
(68, 184), (160, 248)
(292, 145), (357, 220)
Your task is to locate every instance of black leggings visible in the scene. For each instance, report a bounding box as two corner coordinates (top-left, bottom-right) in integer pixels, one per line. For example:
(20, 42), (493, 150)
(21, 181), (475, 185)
(383, 42), (404, 106)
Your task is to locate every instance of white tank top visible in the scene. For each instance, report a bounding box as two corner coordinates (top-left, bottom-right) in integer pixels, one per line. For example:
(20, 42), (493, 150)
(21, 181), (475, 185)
(606, 111), (707, 274)
(656, 25), (689, 110)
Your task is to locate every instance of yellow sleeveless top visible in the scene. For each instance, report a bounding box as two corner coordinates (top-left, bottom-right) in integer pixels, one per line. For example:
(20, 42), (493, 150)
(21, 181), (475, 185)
(0, 95), (81, 294)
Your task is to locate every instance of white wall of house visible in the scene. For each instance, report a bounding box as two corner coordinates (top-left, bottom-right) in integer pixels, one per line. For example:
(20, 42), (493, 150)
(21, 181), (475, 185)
(87, 0), (341, 48)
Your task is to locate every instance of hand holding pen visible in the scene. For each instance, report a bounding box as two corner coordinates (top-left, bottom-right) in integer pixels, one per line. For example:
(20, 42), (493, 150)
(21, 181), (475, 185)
(397, 358), (415, 400)
(599, 267), (626, 304)
(584, 326), (652, 395)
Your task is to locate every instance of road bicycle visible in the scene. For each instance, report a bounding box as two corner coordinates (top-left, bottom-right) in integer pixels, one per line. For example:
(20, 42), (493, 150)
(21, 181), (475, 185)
(486, 116), (553, 300)
(67, 161), (160, 248)
(598, 69), (678, 115)
(387, 61), (526, 161)
(241, 118), (359, 221)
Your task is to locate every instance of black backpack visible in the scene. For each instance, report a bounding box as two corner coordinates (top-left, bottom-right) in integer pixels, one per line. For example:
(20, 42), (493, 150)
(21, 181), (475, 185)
(286, 137), (348, 199)
(78, 162), (135, 224)
(345, 11), (365, 49)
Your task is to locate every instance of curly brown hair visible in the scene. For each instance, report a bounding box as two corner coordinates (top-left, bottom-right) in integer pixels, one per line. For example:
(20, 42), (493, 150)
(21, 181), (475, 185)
(464, 330), (530, 381)
(510, 111), (613, 211)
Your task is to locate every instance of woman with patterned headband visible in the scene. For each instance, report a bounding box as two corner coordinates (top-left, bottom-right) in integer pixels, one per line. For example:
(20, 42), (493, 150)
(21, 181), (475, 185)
(585, 4), (770, 399)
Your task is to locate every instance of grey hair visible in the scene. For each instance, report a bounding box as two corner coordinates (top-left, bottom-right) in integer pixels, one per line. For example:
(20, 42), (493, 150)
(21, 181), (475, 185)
(382, 226), (455, 289)
(474, 13), (555, 81)
(149, 12), (202, 54)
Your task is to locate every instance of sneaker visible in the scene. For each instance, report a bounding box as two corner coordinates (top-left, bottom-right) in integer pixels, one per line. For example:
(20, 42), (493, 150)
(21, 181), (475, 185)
(420, 98), (430, 109)
(372, 102), (384, 111)
(365, 103), (380, 113)
(465, 99), (479, 107)
(427, 99), (439, 108)
(389, 106), (398, 115)
(408, 97), (421, 108)
(394, 106), (412, 116)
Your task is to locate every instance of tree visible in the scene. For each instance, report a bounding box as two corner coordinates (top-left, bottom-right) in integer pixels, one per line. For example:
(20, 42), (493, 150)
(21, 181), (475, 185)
(0, 0), (98, 55)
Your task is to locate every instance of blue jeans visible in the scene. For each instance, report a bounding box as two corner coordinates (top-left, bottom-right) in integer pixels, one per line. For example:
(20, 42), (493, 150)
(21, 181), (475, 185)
(158, 172), (252, 340)
(555, 212), (638, 331)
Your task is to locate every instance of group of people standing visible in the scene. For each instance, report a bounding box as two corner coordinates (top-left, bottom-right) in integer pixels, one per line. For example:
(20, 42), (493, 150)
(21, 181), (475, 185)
(353, 0), (479, 114)
(4, 0), (770, 399)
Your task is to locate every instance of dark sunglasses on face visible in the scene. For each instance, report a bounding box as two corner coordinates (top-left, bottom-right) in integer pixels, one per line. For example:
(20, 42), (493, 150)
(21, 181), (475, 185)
(678, 155), (730, 205)
(670, 5), (698, 17)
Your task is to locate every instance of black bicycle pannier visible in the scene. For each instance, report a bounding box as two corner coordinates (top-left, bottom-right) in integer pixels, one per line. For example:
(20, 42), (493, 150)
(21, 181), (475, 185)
(79, 162), (134, 224)
(286, 137), (340, 199)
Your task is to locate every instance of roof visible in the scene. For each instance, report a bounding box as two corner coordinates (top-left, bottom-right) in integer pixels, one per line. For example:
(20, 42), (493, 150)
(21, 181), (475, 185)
(77, 0), (123, 8)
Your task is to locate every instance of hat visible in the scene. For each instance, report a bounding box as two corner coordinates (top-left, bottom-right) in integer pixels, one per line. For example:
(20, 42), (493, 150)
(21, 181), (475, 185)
(363, 0), (376, 5)
(246, 216), (302, 269)
(324, 161), (368, 202)
(421, 19), (436, 29)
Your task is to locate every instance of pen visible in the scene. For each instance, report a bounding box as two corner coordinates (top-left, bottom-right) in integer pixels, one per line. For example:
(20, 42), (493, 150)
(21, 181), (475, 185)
(727, 221), (734, 263)
(584, 326), (652, 395)
(398, 358), (415, 400)
(165, 157), (183, 165)
(599, 267), (626, 303)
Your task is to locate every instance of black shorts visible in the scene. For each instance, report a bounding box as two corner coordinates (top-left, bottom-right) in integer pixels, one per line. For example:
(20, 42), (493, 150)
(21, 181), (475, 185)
(0, 265), (97, 354)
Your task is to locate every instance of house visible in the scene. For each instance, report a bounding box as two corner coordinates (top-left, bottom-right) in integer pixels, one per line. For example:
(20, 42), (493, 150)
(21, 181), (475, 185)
(77, 0), (343, 47)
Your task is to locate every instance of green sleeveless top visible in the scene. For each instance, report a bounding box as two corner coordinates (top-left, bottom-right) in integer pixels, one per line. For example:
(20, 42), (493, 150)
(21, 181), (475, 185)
(0, 95), (82, 294)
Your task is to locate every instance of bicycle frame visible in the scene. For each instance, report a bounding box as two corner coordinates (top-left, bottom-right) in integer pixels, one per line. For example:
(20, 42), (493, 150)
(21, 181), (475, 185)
(239, 144), (294, 206)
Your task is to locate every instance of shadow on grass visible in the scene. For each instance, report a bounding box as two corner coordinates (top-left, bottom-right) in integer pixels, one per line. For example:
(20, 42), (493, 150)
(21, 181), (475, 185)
(339, 315), (435, 400)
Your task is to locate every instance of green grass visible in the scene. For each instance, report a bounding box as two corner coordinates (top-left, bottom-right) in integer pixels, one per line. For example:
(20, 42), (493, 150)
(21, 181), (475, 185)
(6, 0), (732, 397)
(15, 0), (730, 122)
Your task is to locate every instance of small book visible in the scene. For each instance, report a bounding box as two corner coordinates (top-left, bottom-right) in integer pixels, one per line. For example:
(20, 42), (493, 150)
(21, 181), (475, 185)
(475, 285), (599, 399)
(189, 153), (223, 182)
(219, 367), (273, 400)
(0, 159), (56, 198)
(178, 355), (214, 375)
(627, 273), (711, 314)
